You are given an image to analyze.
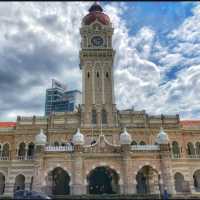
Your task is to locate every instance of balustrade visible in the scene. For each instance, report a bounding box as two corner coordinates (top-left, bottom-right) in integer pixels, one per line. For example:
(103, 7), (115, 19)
(45, 145), (74, 152)
(171, 153), (181, 159)
(171, 153), (200, 159)
(187, 154), (200, 159)
(131, 145), (160, 151)
(0, 156), (9, 160)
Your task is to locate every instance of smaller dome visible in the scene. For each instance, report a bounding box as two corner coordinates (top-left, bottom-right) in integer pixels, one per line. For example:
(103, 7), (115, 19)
(155, 127), (169, 144)
(35, 129), (47, 146)
(72, 128), (85, 145)
(120, 128), (132, 145)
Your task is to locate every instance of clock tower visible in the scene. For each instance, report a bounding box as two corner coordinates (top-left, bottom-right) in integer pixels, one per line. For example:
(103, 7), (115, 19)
(79, 2), (117, 127)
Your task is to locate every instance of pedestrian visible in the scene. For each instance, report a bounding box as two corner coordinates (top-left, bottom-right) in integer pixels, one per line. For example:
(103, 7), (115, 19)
(163, 187), (169, 200)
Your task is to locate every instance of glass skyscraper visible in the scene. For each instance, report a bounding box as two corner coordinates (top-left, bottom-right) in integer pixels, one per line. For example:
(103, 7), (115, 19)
(45, 80), (81, 116)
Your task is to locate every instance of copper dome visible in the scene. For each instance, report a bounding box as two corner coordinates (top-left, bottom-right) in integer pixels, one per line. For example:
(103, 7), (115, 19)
(82, 2), (110, 26)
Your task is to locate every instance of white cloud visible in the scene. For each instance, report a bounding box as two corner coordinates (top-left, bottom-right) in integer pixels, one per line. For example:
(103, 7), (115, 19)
(0, 2), (200, 121)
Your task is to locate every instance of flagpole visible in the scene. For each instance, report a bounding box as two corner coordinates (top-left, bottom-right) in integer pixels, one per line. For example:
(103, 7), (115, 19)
(92, 122), (94, 141)
(100, 114), (103, 136)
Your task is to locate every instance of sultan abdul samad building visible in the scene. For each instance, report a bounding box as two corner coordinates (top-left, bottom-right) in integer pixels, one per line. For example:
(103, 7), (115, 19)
(1, 2), (200, 199)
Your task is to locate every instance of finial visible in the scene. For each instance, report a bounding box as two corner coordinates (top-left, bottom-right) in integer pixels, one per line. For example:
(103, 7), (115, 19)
(89, 1), (103, 12)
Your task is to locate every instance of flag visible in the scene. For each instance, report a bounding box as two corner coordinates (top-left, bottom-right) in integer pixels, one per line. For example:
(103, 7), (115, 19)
(52, 79), (67, 90)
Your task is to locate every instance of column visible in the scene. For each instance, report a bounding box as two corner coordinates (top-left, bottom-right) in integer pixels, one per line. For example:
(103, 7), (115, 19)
(71, 145), (86, 195)
(16, 148), (19, 160)
(4, 182), (15, 196)
(160, 144), (175, 195)
(25, 145), (28, 160)
(121, 144), (134, 194)
(32, 145), (45, 193)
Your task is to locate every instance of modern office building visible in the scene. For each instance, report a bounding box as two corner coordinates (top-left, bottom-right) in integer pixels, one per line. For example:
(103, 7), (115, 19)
(45, 80), (81, 115)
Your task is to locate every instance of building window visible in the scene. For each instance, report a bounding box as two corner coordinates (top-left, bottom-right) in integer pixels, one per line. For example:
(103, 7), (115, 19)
(187, 142), (195, 155)
(101, 109), (107, 124)
(196, 142), (200, 155)
(139, 141), (146, 145)
(27, 143), (34, 159)
(54, 141), (59, 146)
(84, 36), (87, 47)
(61, 143), (66, 146)
(131, 141), (137, 145)
(88, 72), (90, 78)
(2, 143), (9, 158)
(106, 72), (109, 78)
(69, 103), (74, 111)
(92, 109), (97, 124)
(97, 72), (99, 78)
(172, 141), (180, 158)
(18, 142), (26, 159)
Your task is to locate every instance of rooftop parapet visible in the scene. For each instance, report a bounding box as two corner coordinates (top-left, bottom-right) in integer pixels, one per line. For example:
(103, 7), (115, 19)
(17, 115), (47, 125)
(0, 122), (16, 132)
(180, 120), (200, 130)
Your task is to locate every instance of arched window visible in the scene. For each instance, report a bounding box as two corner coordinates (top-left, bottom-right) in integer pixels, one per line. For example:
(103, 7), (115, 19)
(27, 142), (34, 159)
(187, 142), (195, 155)
(18, 142), (26, 159)
(83, 36), (87, 47)
(140, 141), (146, 145)
(108, 36), (111, 47)
(92, 109), (97, 125)
(196, 142), (200, 155)
(101, 109), (107, 124)
(61, 143), (66, 146)
(87, 72), (90, 78)
(106, 72), (109, 78)
(172, 141), (180, 158)
(54, 141), (59, 146)
(131, 141), (137, 145)
(93, 23), (101, 31)
(2, 143), (9, 159)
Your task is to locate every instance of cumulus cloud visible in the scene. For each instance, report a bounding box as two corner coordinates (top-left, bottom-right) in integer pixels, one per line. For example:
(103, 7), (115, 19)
(0, 2), (90, 120)
(0, 2), (200, 121)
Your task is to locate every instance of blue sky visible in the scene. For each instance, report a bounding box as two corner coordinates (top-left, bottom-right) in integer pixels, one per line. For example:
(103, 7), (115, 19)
(0, 1), (200, 121)
(122, 2), (194, 33)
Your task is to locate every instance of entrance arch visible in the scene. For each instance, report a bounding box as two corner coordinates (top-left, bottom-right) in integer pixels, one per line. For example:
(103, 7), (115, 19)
(136, 166), (160, 194)
(14, 174), (25, 193)
(174, 172), (184, 192)
(193, 170), (200, 192)
(47, 167), (70, 195)
(0, 173), (5, 194)
(87, 166), (119, 194)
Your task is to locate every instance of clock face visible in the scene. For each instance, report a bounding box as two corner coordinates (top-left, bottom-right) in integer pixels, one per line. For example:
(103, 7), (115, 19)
(91, 36), (103, 46)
